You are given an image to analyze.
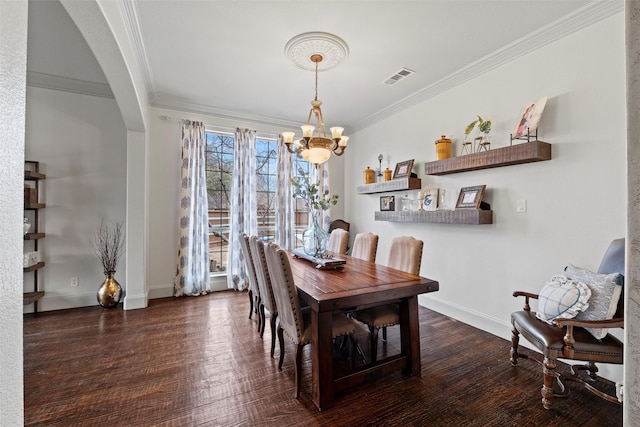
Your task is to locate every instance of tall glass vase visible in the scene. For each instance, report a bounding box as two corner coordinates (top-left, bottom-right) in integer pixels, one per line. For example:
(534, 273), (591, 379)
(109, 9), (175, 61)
(302, 212), (328, 258)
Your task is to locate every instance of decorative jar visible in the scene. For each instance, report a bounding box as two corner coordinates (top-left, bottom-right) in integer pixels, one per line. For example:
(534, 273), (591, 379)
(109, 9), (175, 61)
(435, 135), (452, 160)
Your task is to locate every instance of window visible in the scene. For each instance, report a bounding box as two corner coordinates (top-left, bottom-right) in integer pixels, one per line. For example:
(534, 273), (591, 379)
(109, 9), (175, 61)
(205, 130), (310, 275)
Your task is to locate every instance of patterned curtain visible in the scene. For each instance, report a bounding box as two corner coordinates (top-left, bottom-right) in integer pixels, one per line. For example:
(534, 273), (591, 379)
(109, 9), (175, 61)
(227, 128), (257, 290)
(174, 120), (211, 296)
(275, 134), (296, 250)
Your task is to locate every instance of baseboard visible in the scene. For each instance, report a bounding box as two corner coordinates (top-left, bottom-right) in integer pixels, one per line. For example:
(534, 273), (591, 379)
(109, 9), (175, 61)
(123, 291), (149, 310)
(148, 276), (229, 300)
(418, 294), (513, 341)
(25, 292), (102, 313)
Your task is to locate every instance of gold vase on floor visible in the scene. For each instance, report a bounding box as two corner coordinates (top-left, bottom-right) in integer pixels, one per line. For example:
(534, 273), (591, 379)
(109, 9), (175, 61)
(97, 271), (122, 308)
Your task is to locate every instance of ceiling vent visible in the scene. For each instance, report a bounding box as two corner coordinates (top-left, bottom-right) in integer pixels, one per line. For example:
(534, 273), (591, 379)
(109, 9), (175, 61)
(383, 68), (415, 86)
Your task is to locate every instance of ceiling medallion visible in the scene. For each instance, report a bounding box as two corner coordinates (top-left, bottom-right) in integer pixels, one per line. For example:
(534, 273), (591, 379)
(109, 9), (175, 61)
(284, 32), (349, 72)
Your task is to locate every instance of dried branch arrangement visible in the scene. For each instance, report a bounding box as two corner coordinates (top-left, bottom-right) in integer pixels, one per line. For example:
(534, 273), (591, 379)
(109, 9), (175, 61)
(92, 220), (126, 276)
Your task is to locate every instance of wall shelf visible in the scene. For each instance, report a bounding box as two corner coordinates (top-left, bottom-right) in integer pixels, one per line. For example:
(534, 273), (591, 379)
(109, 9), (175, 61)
(375, 209), (493, 225)
(23, 262), (45, 273)
(424, 140), (551, 176)
(356, 177), (422, 194)
(23, 291), (45, 306)
(24, 160), (45, 313)
(24, 233), (45, 240)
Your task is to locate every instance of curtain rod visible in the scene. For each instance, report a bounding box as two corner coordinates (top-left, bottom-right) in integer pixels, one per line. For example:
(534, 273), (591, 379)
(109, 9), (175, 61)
(158, 115), (278, 139)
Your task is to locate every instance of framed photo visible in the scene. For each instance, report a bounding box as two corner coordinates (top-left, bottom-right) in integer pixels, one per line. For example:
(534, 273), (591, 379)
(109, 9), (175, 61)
(512, 96), (548, 138)
(420, 188), (439, 211)
(380, 195), (395, 211)
(392, 159), (414, 179)
(455, 185), (486, 209)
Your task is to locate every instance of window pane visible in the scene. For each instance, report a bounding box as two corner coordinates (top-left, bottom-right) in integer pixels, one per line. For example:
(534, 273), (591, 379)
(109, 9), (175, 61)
(206, 132), (233, 274)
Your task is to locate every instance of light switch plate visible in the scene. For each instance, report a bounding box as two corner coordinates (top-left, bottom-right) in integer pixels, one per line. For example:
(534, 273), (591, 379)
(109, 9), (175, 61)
(516, 199), (527, 213)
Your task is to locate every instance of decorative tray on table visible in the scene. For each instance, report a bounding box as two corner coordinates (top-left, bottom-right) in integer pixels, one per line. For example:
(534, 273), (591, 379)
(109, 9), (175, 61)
(292, 249), (346, 270)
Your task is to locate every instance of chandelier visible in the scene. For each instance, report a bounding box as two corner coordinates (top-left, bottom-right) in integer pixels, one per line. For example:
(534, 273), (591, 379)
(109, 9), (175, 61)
(282, 33), (349, 165)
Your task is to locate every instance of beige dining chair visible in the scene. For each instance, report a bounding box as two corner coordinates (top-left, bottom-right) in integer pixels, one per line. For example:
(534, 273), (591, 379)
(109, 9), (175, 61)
(249, 235), (279, 358)
(352, 236), (423, 362)
(264, 242), (360, 398)
(327, 228), (349, 255)
(239, 233), (261, 333)
(350, 232), (379, 263)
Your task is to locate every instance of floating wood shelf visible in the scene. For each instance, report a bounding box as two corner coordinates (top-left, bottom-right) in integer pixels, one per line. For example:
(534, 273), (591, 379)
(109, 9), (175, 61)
(356, 177), (422, 194)
(424, 141), (551, 176)
(375, 209), (493, 225)
(23, 291), (45, 306)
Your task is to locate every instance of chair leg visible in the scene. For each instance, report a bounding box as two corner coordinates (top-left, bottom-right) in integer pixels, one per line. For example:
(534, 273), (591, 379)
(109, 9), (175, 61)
(259, 304), (266, 337)
(571, 361), (599, 381)
(277, 325), (285, 371)
(270, 314), (277, 358)
(248, 289), (254, 319)
(510, 327), (520, 365)
(369, 326), (379, 363)
(295, 344), (303, 398)
(542, 356), (557, 409)
(382, 326), (387, 341)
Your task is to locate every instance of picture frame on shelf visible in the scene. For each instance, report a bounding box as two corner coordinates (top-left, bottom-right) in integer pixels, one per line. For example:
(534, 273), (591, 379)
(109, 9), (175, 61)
(420, 188), (439, 211)
(455, 185), (486, 209)
(380, 195), (395, 211)
(392, 159), (414, 179)
(512, 96), (547, 139)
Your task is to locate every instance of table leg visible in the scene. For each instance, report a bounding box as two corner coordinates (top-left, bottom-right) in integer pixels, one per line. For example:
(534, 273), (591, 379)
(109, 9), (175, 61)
(311, 309), (334, 410)
(399, 295), (421, 375)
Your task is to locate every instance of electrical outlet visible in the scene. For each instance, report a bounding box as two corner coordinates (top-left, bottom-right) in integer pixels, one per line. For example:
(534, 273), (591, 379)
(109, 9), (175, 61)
(516, 199), (527, 213)
(71, 277), (79, 287)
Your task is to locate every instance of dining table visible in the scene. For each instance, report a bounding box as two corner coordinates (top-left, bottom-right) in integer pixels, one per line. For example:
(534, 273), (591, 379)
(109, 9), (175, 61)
(287, 250), (440, 411)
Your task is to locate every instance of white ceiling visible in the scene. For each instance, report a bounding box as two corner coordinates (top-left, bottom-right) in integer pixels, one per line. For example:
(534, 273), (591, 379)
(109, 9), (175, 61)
(27, 0), (621, 133)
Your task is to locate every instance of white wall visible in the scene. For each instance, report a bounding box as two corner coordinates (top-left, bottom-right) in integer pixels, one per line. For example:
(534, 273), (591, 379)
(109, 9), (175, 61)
(24, 86), (127, 311)
(346, 15), (626, 380)
(0, 1), (28, 424)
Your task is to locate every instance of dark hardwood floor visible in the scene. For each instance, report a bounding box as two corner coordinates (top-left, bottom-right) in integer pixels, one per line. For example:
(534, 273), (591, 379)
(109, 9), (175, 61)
(24, 291), (622, 426)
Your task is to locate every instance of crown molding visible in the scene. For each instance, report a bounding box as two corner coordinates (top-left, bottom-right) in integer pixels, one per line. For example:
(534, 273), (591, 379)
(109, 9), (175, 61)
(350, 0), (623, 132)
(119, 0), (155, 99)
(26, 71), (114, 98)
(152, 96), (303, 130)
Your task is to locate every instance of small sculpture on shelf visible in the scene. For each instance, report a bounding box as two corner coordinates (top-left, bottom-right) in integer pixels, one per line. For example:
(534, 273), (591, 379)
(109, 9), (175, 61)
(462, 115), (492, 154)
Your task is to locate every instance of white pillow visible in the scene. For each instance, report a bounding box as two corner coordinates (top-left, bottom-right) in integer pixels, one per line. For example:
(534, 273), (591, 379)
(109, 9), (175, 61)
(536, 275), (591, 325)
(565, 264), (623, 340)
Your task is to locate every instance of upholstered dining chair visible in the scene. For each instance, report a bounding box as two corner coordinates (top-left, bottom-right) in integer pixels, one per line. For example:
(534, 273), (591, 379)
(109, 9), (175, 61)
(249, 235), (279, 358)
(264, 242), (360, 398)
(510, 238), (625, 409)
(328, 219), (350, 234)
(352, 236), (423, 362)
(239, 233), (261, 332)
(350, 231), (379, 263)
(327, 228), (349, 255)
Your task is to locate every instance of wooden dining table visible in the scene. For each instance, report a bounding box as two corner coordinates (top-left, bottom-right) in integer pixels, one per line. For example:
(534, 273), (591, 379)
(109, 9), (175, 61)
(287, 250), (440, 411)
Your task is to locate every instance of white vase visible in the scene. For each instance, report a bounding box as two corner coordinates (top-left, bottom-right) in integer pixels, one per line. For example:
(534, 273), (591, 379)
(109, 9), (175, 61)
(23, 217), (31, 235)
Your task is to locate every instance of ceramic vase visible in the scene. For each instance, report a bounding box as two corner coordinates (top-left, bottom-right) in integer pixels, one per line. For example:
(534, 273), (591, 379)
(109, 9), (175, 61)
(97, 271), (122, 308)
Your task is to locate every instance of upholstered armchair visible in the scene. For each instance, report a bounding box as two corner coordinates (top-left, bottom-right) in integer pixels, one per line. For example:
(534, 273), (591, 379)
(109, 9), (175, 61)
(510, 238), (624, 409)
